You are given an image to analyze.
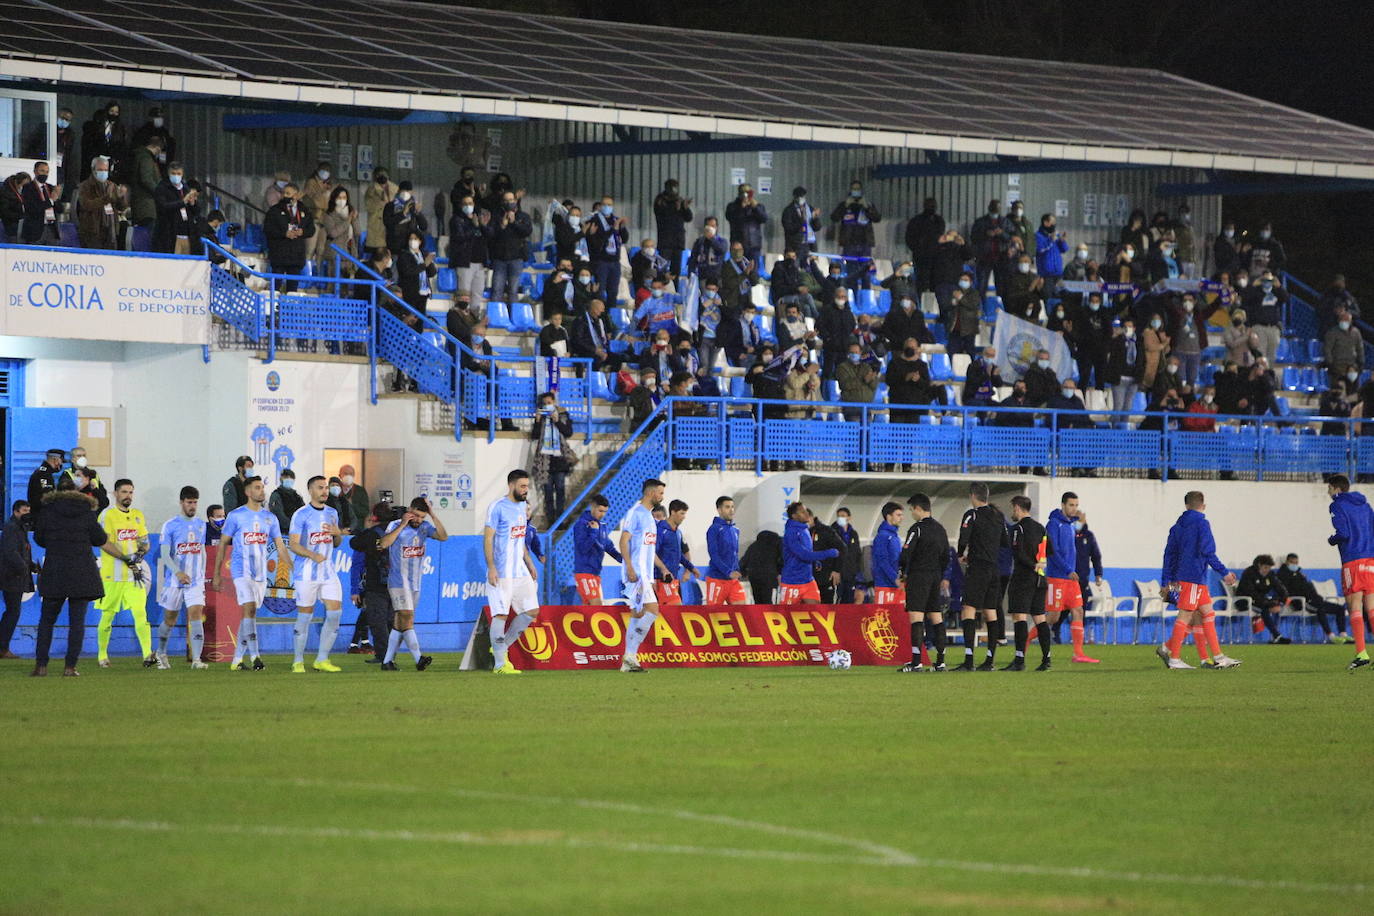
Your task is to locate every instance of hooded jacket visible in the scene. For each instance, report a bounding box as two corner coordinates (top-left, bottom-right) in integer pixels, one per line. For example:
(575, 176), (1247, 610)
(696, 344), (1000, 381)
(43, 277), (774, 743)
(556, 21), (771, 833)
(572, 510), (622, 576)
(781, 518), (838, 586)
(706, 516), (741, 580)
(1328, 490), (1374, 563)
(35, 490), (107, 601)
(1161, 509), (1228, 585)
(871, 521), (902, 588)
(1044, 508), (1077, 579)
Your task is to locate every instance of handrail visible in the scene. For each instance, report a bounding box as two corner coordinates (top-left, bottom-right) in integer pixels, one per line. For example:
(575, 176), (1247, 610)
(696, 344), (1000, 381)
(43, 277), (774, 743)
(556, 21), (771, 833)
(204, 181), (266, 217)
(1281, 271), (1322, 302)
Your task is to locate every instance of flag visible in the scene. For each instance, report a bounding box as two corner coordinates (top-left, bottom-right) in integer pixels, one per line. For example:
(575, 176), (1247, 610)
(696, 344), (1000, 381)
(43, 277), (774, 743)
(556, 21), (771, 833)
(540, 200), (560, 251)
(990, 310), (1074, 382)
(678, 272), (699, 334)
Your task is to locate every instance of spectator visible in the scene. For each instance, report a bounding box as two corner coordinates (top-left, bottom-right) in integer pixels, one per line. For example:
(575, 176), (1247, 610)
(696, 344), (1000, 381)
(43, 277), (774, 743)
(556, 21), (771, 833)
(480, 172), (522, 217)
(1318, 275), (1360, 335)
(1174, 205), (1197, 277)
(1145, 233), (1180, 287)
(783, 360), (821, 420)
(1140, 387), (1185, 434)
(534, 310), (569, 358)
(1004, 201), (1031, 255)
(31, 480), (106, 677)
(195, 209), (228, 264)
(1139, 313), (1170, 392)
(0, 172), (30, 240)
(962, 346), (1004, 407)
(720, 242), (759, 313)
(268, 469), (303, 534)
(1170, 293), (1205, 388)
(996, 380), (1035, 427)
(1277, 553), (1351, 644)
(263, 169), (290, 212)
(1002, 253), (1045, 321)
(835, 343), (879, 420)
(541, 258), (577, 318)
(627, 368), (662, 430)
(20, 159), (63, 244)
(382, 180), (427, 256)
(1325, 310), (1365, 384)
(688, 217), (728, 284)
(448, 165), (481, 216)
(586, 195), (629, 302)
(552, 202), (589, 266)
(880, 261), (917, 304)
(395, 230), (438, 314)
(718, 301), (762, 367)
(220, 456), (255, 513)
(816, 287), (857, 379)
(1153, 355), (1184, 402)
(1108, 243), (1146, 317)
(1120, 210), (1150, 259)
(770, 249), (819, 308)
(1246, 222), (1286, 276)
(776, 302), (817, 355)
(1236, 555), (1292, 644)
(745, 347), (786, 423)
(970, 199), (1009, 291)
(854, 312), (883, 359)
(320, 186), (359, 274)
(1046, 379), (1089, 430)
(0, 500), (36, 659)
(338, 465), (370, 534)
(324, 477), (354, 533)
(885, 338), (936, 422)
(819, 258), (846, 303)
(652, 179), (693, 276)
(1223, 309), (1258, 368)
(777, 284), (820, 322)
(1022, 349), (1059, 406)
(781, 186), (823, 261)
(130, 106), (175, 164)
(831, 179), (880, 292)
(629, 238), (670, 293)
(446, 296), (475, 348)
(724, 182), (768, 262)
(1248, 358), (1278, 415)
(53, 107), (74, 194)
(1183, 386), (1218, 431)
(264, 183), (314, 288)
(1033, 213), (1069, 295)
(363, 168), (398, 259)
(127, 137), (163, 231)
(1073, 291), (1112, 391)
(300, 161), (336, 267)
(1320, 369), (1359, 435)
(570, 266), (600, 313)
(76, 156), (125, 250)
(904, 197), (944, 293)
(640, 328), (675, 382)
(481, 190), (531, 306)
(944, 274), (981, 357)
(151, 162), (199, 254)
(669, 337), (699, 378)
(531, 392), (574, 524)
(881, 294), (932, 351)
(1241, 270), (1287, 365)
(1105, 318), (1141, 412)
(741, 528), (783, 604)
(1213, 361), (1251, 415)
(932, 230), (976, 317)
(696, 281), (723, 371)
(1213, 222), (1244, 277)
(632, 274), (679, 336)
(79, 101), (126, 181)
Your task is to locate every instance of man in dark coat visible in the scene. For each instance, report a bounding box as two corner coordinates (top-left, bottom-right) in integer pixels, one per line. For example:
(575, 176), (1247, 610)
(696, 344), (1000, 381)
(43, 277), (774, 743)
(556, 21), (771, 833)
(651, 179), (692, 278)
(724, 183), (768, 262)
(151, 163), (200, 254)
(26, 449), (65, 525)
(33, 482), (107, 676)
(0, 500), (37, 658)
(20, 159), (63, 244)
(264, 183), (314, 290)
(904, 198), (945, 293)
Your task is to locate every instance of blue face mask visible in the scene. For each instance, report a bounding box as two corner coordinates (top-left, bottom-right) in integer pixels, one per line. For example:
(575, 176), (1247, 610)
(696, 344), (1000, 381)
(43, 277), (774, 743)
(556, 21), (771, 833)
(1286, 563), (1299, 572)
(281, 478), (295, 490)
(1072, 521), (1084, 532)
(94, 170), (109, 182)
(57, 118), (70, 129)
(600, 205), (613, 217)
(210, 518), (224, 529)
(847, 352), (861, 363)
(1060, 388), (1074, 399)
(169, 175), (183, 187)
(472, 335), (485, 347)
(329, 485), (342, 497)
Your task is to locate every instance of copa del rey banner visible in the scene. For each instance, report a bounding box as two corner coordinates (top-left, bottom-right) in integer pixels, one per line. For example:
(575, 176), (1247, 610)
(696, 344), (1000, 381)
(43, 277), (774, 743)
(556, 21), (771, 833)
(492, 604), (909, 669)
(0, 246), (210, 345)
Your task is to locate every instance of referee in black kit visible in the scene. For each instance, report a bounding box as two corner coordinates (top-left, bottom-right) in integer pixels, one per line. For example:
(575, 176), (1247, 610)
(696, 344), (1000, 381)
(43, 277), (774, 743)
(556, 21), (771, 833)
(898, 493), (949, 672)
(954, 482), (1009, 671)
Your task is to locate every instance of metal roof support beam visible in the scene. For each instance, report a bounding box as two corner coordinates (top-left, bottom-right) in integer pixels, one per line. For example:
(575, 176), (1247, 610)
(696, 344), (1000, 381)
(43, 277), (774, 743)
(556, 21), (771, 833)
(222, 110), (521, 130)
(873, 158), (1147, 179)
(1155, 176), (1374, 197)
(565, 136), (862, 158)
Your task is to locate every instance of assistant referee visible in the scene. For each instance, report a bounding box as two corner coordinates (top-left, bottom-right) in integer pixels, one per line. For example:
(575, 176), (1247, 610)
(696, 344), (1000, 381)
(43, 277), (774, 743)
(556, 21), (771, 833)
(954, 482), (1008, 672)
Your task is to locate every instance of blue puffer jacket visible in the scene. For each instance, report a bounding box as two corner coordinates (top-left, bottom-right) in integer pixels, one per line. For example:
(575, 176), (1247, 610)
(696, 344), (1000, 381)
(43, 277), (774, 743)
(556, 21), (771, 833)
(1035, 227), (1068, 276)
(1161, 509), (1229, 585)
(1045, 508), (1076, 579)
(572, 510), (621, 575)
(781, 518), (838, 585)
(1329, 491), (1374, 563)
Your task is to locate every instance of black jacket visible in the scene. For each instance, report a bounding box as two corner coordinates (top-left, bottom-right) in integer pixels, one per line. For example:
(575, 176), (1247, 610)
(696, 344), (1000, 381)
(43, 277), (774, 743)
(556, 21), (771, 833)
(905, 209), (946, 263)
(20, 180), (63, 243)
(1105, 334), (1141, 385)
(326, 494), (354, 533)
(816, 302), (857, 354)
(0, 515), (35, 593)
(27, 463), (58, 519)
(741, 530), (783, 591)
(931, 240), (975, 287)
(1236, 566), (1287, 608)
(382, 199), (427, 255)
(652, 192), (693, 249)
(350, 526), (390, 595)
(812, 523), (847, 585)
(780, 201), (822, 252)
(881, 304), (932, 349)
(833, 522), (862, 582)
(395, 249), (438, 304)
(901, 516), (949, 580)
(152, 179), (199, 253)
(958, 504), (1008, 567)
(482, 208), (533, 261)
(1008, 516), (1050, 589)
(1275, 565), (1321, 605)
(34, 491), (106, 601)
(1023, 364), (1060, 407)
(264, 199), (314, 270)
(447, 211), (488, 265)
(569, 310), (615, 360)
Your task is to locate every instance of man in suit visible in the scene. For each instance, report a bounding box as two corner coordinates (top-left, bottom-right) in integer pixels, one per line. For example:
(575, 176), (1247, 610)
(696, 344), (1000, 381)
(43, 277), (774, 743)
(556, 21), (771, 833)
(264, 183), (314, 291)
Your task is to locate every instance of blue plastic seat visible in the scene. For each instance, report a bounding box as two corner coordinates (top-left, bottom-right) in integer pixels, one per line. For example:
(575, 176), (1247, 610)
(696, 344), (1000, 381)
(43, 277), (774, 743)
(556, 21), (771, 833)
(609, 340), (631, 354)
(856, 289), (879, 315)
(486, 301), (513, 330)
(823, 379), (839, 401)
(437, 269), (457, 293)
(874, 383), (889, 403)
(931, 324), (948, 345)
(591, 371), (618, 401)
(510, 301), (539, 333)
(1274, 395), (1291, 416)
(981, 296), (1002, 322)
(1275, 338), (1292, 363)
(928, 352), (953, 381)
(876, 289), (892, 313)
(1129, 392), (1147, 412)
(1282, 366), (1302, 391)
(1200, 363), (1218, 386)
(612, 308), (633, 330)
(729, 376), (746, 398)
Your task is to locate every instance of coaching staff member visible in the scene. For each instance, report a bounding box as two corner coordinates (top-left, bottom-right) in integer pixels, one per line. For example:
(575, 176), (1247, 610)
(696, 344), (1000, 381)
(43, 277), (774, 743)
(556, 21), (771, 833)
(954, 481), (1008, 671)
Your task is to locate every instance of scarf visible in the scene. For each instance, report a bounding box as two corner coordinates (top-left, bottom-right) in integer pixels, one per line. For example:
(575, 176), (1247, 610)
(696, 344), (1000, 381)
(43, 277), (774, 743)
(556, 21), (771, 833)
(539, 413), (562, 456)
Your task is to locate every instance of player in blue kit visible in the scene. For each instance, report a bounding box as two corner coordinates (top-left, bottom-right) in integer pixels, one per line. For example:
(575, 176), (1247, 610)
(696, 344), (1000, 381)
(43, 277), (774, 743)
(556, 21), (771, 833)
(653, 499), (697, 606)
(155, 486), (209, 669)
(288, 476), (347, 674)
(618, 478), (665, 673)
(483, 469), (541, 674)
(571, 493), (622, 605)
(377, 496), (447, 670)
(211, 476), (287, 670)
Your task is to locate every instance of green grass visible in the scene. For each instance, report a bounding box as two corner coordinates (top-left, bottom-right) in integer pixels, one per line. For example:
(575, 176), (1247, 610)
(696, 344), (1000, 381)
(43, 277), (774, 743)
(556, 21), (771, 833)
(0, 645), (1369, 914)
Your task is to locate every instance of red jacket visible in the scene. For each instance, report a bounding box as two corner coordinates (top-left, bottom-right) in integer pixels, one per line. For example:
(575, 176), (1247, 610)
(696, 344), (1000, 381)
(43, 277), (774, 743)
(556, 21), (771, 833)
(1181, 400), (1217, 432)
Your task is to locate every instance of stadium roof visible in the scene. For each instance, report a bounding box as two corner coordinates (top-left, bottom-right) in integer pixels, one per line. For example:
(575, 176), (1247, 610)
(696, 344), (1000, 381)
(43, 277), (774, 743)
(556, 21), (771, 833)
(4, 0), (1373, 178)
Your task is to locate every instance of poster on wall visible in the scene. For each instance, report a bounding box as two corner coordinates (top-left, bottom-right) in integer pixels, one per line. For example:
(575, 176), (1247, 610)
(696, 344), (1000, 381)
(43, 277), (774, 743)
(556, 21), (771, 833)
(1082, 193), (1098, 227)
(356, 144), (374, 182)
(0, 248), (209, 345)
(337, 143), (354, 180)
(1054, 199), (1069, 218)
(247, 365), (301, 492)
(757, 176), (772, 195)
(758, 150), (772, 169)
(396, 149), (415, 170)
(729, 167), (747, 186)
(316, 139), (333, 167)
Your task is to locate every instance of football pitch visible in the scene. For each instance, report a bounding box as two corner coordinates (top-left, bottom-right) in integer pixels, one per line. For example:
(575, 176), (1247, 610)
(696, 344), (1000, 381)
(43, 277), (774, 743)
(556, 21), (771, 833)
(1, 646), (1368, 914)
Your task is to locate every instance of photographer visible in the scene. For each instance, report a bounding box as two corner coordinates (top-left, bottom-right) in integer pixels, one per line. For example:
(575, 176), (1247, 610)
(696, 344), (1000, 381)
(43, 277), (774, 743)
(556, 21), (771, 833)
(349, 502), (397, 663)
(531, 392), (575, 526)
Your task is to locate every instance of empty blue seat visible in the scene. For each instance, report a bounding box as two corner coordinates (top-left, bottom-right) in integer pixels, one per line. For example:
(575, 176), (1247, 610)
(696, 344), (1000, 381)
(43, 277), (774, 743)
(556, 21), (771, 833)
(931, 324), (947, 345)
(58, 223), (78, 248)
(981, 296), (1002, 322)
(823, 379), (839, 401)
(437, 269), (457, 293)
(237, 223), (264, 253)
(1274, 395), (1291, 416)
(510, 301), (539, 333)
(486, 301), (512, 330)
(756, 315), (776, 344)
(729, 376), (746, 398)
(1282, 366), (1302, 391)
(591, 371), (617, 401)
(1200, 363), (1218, 386)
(1275, 338), (1292, 363)
(609, 340), (631, 354)
(1130, 392), (1147, 412)
(1305, 367), (1326, 392)
(928, 352), (952, 381)
(612, 308), (632, 330)
(876, 289), (892, 313)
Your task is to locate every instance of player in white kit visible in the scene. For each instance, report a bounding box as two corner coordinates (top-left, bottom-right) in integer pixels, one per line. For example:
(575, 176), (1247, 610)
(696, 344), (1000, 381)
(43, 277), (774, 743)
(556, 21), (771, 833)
(211, 476), (287, 670)
(288, 475), (347, 673)
(617, 478), (666, 673)
(483, 469), (542, 675)
(376, 496), (447, 670)
(155, 486), (209, 669)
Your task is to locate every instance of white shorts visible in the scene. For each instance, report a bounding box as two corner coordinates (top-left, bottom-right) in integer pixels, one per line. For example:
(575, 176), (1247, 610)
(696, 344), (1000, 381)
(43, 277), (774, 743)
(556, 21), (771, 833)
(623, 573), (656, 612)
(487, 577), (539, 617)
(158, 580), (206, 611)
(295, 578), (343, 608)
(233, 576), (266, 607)
(389, 587), (419, 612)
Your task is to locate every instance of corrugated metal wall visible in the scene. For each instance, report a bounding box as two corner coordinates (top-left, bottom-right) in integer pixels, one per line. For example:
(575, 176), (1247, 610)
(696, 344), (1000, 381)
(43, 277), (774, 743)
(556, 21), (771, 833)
(58, 91), (1220, 267)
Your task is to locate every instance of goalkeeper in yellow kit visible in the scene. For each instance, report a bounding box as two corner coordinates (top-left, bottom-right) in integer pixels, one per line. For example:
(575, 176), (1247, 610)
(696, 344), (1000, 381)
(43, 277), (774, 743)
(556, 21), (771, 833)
(96, 478), (155, 667)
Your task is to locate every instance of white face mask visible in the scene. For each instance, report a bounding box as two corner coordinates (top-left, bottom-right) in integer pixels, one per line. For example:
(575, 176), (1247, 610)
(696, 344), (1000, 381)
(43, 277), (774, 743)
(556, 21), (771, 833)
(329, 485), (342, 497)
(409, 240), (421, 251)
(1076, 249), (1088, 259)
(341, 475), (354, 487)
(1018, 263), (1031, 274)
(1224, 229), (1235, 239)
(74, 456), (88, 468)
(1123, 250), (1134, 261)
(651, 288), (665, 299)
(399, 191), (412, 202)
(335, 199), (348, 211)
(567, 214), (580, 227)
(704, 226), (716, 237)
(836, 517), (848, 528)
(153, 117), (165, 128)
(643, 247), (656, 258)
(958, 279), (971, 290)
(318, 170), (330, 181)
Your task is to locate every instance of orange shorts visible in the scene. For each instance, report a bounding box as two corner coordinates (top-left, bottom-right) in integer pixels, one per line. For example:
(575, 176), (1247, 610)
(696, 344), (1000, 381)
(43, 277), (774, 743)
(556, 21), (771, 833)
(574, 573), (603, 603)
(1342, 559), (1374, 596)
(874, 587), (905, 605)
(779, 581), (822, 604)
(705, 577), (747, 604)
(1046, 577), (1083, 613)
(1177, 581), (1212, 612)
(654, 580), (682, 606)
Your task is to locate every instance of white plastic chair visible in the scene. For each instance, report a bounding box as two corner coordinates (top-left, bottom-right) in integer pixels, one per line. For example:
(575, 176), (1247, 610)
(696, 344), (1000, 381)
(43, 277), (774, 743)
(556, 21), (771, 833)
(1135, 580), (1165, 645)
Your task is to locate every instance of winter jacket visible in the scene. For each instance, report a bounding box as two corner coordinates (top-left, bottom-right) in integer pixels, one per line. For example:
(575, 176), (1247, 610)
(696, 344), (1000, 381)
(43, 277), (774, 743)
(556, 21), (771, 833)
(1329, 491), (1374, 563)
(1324, 324), (1364, 372)
(724, 198), (768, 252)
(34, 491), (106, 601)
(382, 199), (427, 255)
(780, 518), (837, 586)
(572, 510), (622, 575)
(1044, 508), (1077, 579)
(0, 515), (35, 593)
(816, 302), (858, 354)
(448, 210), (487, 266)
(1139, 327), (1169, 389)
(781, 201), (822, 252)
(128, 146), (162, 224)
(364, 179), (399, 249)
(740, 530), (783, 592)
(871, 521), (902, 588)
(1074, 527), (1103, 585)
(152, 178), (199, 253)
(482, 208), (533, 261)
(1236, 565), (1287, 609)
(835, 357), (878, 404)
(269, 485), (304, 536)
(1223, 323), (1258, 368)
(831, 200), (880, 250)
(905, 208), (945, 263)
(705, 516), (741, 580)
(688, 235), (728, 282)
(1161, 509), (1229, 585)
(931, 239), (975, 287)
(652, 192), (693, 250)
(881, 303), (932, 349)
(1034, 227), (1068, 277)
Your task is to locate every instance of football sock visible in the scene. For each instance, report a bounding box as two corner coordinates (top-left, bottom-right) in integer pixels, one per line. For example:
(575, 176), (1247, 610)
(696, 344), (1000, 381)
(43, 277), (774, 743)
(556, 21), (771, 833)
(490, 616), (508, 668)
(1166, 618), (1190, 658)
(1013, 620), (1028, 657)
(931, 622), (947, 664)
(97, 609), (116, 659)
(505, 612), (536, 647)
(910, 622), (924, 662)
(315, 609), (342, 663)
(1035, 620), (1052, 658)
(293, 612), (312, 664)
(157, 619), (171, 653)
(403, 628), (421, 663)
(983, 619), (997, 661)
(961, 619), (976, 657)
(995, 607), (1006, 640)
(1202, 611), (1222, 658)
(1353, 610), (1367, 653)
(625, 613), (654, 659)
(131, 609), (152, 658)
(637, 612), (659, 655)
(189, 619), (204, 660)
(383, 629), (401, 664)
(1191, 625), (1210, 662)
(1070, 620), (1086, 656)
(240, 617), (259, 658)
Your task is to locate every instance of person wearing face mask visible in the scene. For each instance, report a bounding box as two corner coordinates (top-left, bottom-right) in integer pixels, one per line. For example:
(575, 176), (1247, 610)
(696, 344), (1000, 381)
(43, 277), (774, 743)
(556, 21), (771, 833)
(1003, 200), (1030, 254)
(1182, 385), (1219, 432)
(930, 229), (975, 314)
(630, 237), (671, 293)
(816, 289), (857, 380)
(449, 166), (483, 216)
(52, 106), (74, 195)
(885, 337), (936, 423)
(480, 172), (521, 217)
(269, 469), (304, 535)
(551, 201), (589, 268)
(1169, 294), (1205, 388)
(264, 182), (315, 290)
(1317, 274), (1361, 336)
(61, 448), (108, 511)
(131, 107), (176, 165)
(880, 260), (918, 304)
(830, 180), (880, 293)
(262, 169), (291, 211)
(1245, 222), (1286, 276)
(944, 273), (983, 357)
(446, 193), (490, 306)
(970, 200), (1010, 291)
(1145, 232), (1181, 293)
(538, 310), (571, 359)
(363, 168), (397, 259)
(1119, 209), (1150, 259)
(995, 381), (1035, 428)
(1046, 381), (1090, 442)
(1109, 243), (1145, 317)
(903, 198), (945, 294)
(1104, 320), (1141, 413)
(1319, 367), (1359, 436)
(1222, 308), (1258, 369)
(835, 342), (878, 420)
(1139, 312), (1171, 392)
(720, 242), (760, 313)
(1072, 292), (1112, 391)
(782, 186), (823, 262)
(1276, 553), (1352, 644)
(530, 392), (575, 526)
(222, 456), (256, 514)
(204, 504), (226, 546)
(1172, 205), (1196, 277)
(775, 302), (818, 357)
(651, 179), (693, 278)
(79, 101), (127, 182)
(151, 162), (200, 254)
(881, 293), (933, 352)
(632, 275), (680, 339)
(688, 216), (728, 285)
(324, 477), (355, 533)
(383, 180), (427, 259)
(1213, 222), (1244, 277)
(725, 182), (769, 264)
(1072, 512), (1104, 616)
(1003, 255), (1045, 322)
(1022, 349), (1060, 407)
(770, 248), (821, 309)
(396, 230), (438, 317)
(1324, 309), (1366, 386)
(1240, 270), (1287, 365)
(20, 158), (64, 244)
(76, 155), (126, 250)
(320, 186), (359, 274)
(1033, 214), (1069, 295)
(540, 258), (577, 319)
(481, 191), (533, 307)
(961, 346), (1004, 408)
(585, 195), (629, 300)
